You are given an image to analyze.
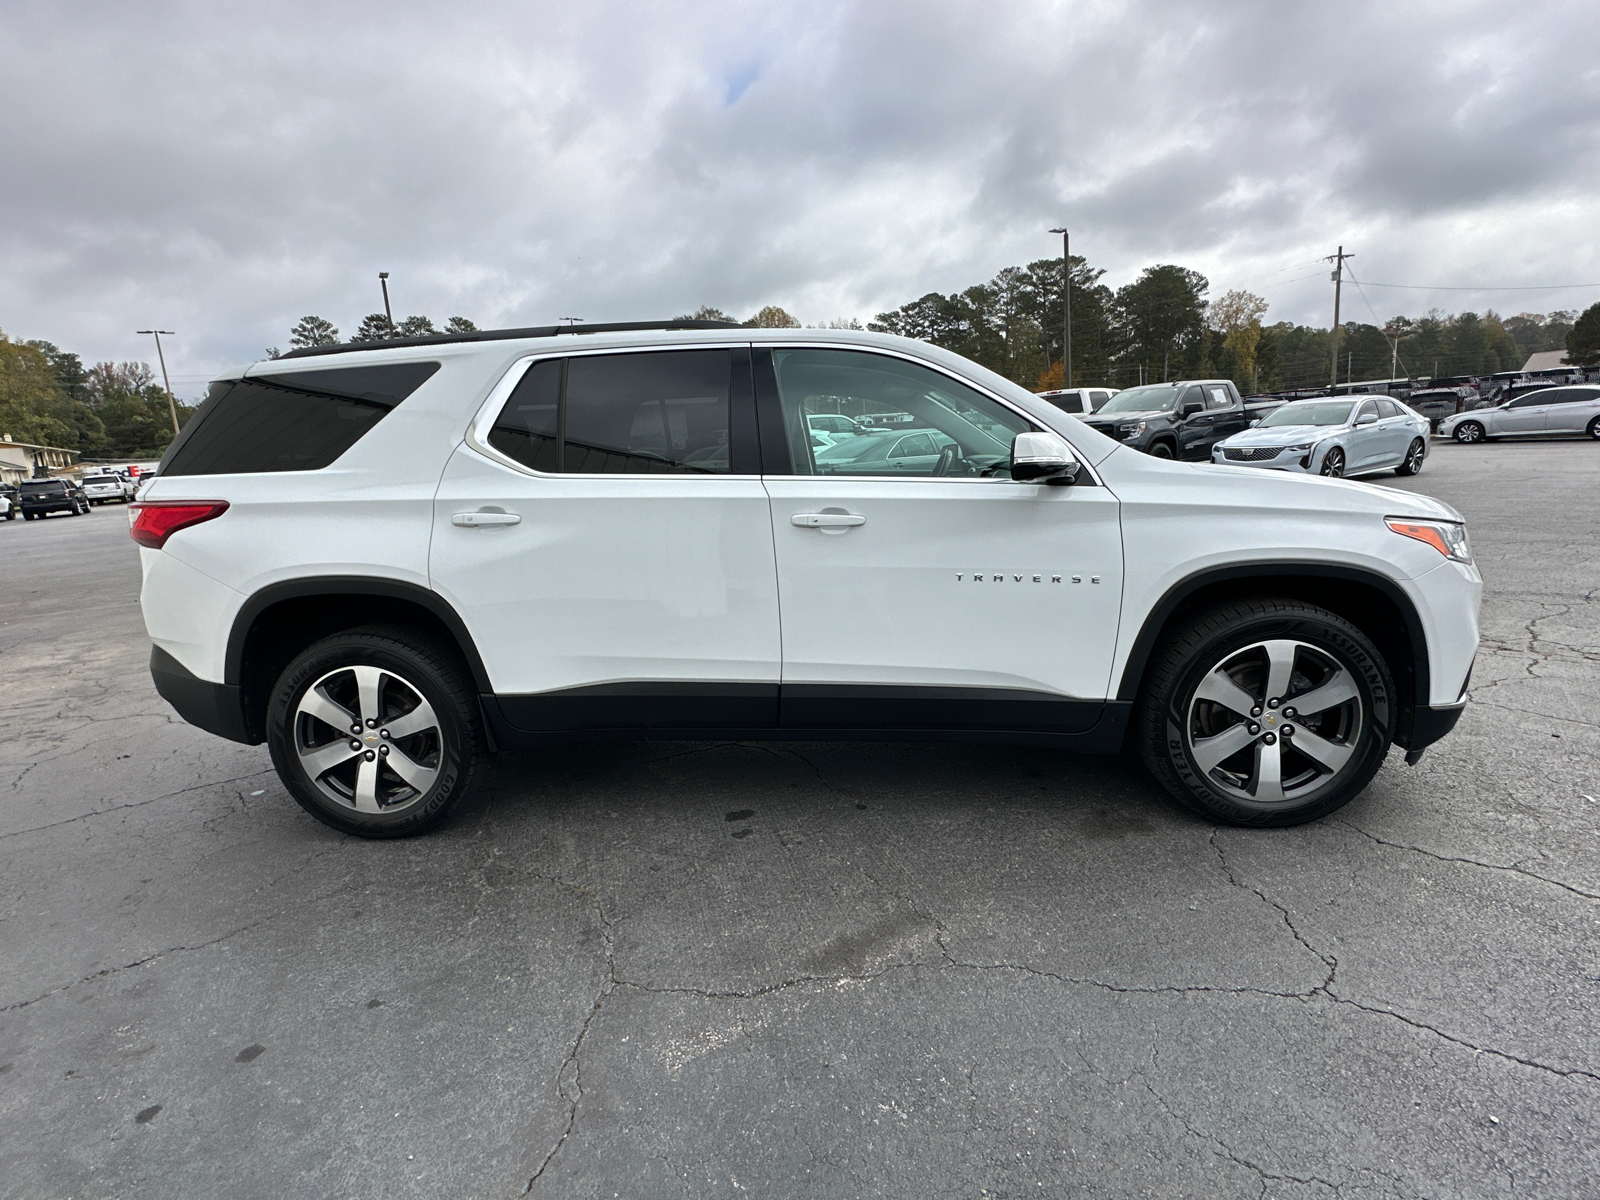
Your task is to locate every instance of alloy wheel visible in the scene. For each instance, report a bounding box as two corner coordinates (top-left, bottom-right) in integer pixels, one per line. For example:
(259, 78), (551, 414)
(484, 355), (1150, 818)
(1401, 439), (1424, 474)
(1185, 638), (1364, 809)
(1455, 422), (1483, 444)
(293, 664), (442, 813)
(1319, 447), (1345, 477)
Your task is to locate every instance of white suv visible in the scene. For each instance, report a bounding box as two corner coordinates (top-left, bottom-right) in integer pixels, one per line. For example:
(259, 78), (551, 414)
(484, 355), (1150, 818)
(132, 322), (1480, 837)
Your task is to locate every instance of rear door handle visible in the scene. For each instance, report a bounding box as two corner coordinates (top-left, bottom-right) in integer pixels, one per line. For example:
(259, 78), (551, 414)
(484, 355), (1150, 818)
(791, 513), (866, 529)
(452, 511), (521, 527)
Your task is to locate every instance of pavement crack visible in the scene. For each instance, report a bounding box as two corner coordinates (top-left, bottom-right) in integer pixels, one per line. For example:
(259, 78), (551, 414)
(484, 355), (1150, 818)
(1331, 998), (1600, 1085)
(1209, 829), (1338, 991)
(1339, 820), (1600, 901)
(0, 768), (277, 841)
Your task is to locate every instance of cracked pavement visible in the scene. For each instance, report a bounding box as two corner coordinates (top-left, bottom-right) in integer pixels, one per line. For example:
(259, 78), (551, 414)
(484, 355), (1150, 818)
(2, 439), (1597, 1199)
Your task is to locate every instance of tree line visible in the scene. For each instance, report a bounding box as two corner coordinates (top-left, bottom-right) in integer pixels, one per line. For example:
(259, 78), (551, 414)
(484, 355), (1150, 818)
(860, 257), (1600, 394)
(0, 331), (195, 459)
(270, 312), (481, 355)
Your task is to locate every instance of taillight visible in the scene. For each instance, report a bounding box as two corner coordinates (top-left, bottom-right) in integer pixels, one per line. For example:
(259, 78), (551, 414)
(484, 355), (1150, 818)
(129, 500), (230, 549)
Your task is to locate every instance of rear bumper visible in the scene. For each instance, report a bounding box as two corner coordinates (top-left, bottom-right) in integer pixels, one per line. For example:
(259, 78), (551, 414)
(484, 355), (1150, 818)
(150, 645), (258, 744)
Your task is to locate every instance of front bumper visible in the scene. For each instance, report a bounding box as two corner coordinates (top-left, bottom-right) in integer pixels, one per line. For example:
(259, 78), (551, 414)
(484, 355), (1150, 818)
(1211, 445), (1319, 472)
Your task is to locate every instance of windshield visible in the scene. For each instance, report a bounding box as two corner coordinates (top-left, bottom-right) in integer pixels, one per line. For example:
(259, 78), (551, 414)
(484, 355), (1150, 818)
(1098, 384), (1177, 414)
(1260, 401), (1354, 427)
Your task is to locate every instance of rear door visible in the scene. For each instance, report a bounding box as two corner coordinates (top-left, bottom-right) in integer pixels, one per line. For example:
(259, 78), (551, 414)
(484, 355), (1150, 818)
(1373, 398), (1413, 463)
(757, 346), (1123, 733)
(430, 344), (782, 733)
(1541, 388), (1597, 433)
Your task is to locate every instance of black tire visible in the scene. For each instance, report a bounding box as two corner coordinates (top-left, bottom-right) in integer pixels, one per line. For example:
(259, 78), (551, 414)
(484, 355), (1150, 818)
(1319, 447), (1345, 477)
(1135, 597), (1394, 827)
(1394, 437), (1425, 476)
(1454, 421), (1485, 444)
(266, 625), (488, 838)
(1588, 416), (1600, 440)
(1148, 441), (1175, 460)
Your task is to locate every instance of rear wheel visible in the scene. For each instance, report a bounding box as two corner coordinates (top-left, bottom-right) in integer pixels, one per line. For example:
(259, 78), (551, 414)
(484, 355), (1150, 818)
(266, 626), (488, 838)
(1136, 598), (1394, 826)
(1394, 438), (1425, 476)
(1454, 421), (1485, 444)
(1319, 447), (1345, 477)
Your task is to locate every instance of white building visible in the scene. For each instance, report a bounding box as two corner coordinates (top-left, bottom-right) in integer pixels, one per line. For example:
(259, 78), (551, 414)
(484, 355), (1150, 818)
(0, 436), (80, 486)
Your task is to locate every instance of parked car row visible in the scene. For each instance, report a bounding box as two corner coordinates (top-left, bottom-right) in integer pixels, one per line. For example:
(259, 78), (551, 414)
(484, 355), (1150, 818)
(1, 468), (144, 523)
(1439, 384), (1600, 444)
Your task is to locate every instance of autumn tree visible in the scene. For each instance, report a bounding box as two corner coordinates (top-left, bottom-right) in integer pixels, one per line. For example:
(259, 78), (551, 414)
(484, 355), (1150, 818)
(1209, 290), (1269, 391)
(744, 306), (801, 328)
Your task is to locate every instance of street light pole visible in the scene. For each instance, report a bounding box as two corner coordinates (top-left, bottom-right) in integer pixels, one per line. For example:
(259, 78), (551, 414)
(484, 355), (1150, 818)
(136, 329), (180, 435)
(379, 272), (393, 325)
(1049, 227), (1071, 388)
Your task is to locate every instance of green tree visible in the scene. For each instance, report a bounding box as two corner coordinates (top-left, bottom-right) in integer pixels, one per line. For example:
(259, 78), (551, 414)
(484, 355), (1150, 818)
(1209, 290), (1269, 391)
(1114, 265), (1209, 383)
(1567, 301), (1600, 367)
(351, 314), (397, 342)
(289, 315), (340, 348)
(675, 306), (735, 323)
(395, 315), (437, 337)
(0, 332), (76, 447)
(443, 316), (478, 334)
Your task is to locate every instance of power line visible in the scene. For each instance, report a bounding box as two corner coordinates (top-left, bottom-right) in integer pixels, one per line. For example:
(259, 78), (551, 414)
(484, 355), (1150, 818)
(1353, 281), (1600, 291)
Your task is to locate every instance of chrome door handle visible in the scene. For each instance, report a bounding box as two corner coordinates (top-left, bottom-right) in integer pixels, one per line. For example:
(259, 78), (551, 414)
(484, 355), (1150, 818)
(452, 511), (521, 527)
(791, 513), (866, 529)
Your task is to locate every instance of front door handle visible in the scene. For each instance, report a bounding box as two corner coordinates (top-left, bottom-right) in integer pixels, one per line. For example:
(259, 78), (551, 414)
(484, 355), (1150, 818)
(791, 513), (866, 529)
(452, 510), (521, 527)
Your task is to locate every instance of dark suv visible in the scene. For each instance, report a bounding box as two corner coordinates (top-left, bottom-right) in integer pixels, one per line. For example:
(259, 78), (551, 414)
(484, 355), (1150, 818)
(20, 479), (90, 519)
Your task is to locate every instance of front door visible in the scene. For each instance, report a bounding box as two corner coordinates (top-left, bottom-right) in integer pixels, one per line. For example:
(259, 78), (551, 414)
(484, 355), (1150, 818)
(1496, 394), (1548, 435)
(430, 345), (782, 732)
(756, 347), (1123, 733)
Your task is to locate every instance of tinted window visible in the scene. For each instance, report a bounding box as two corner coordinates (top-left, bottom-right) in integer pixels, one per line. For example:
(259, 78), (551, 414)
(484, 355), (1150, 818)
(1542, 388), (1594, 405)
(21, 481), (65, 493)
(1376, 399), (1401, 418)
(162, 362), (439, 476)
(565, 351), (731, 474)
(771, 348), (1031, 478)
(1180, 386), (1206, 412)
(488, 358), (561, 472)
(1508, 392), (1550, 408)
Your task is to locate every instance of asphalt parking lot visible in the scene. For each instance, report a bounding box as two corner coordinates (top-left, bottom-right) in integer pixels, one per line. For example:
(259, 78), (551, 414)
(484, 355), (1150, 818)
(2, 440), (1597, 1200)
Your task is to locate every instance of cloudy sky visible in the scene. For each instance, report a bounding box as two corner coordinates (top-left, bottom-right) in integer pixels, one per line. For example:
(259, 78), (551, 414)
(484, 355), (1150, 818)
(3, 0), (1597, 393)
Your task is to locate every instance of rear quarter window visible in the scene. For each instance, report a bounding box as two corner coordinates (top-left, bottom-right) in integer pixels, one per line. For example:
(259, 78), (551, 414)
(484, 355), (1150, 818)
(159, 362), (440, 476)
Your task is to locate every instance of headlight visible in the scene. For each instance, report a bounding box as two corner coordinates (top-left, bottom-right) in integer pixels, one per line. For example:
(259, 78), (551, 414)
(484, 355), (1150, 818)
(1386, 518), (1471, 564)
(1283, 442), (1313, 453)
(1118, 421), (1146, 435)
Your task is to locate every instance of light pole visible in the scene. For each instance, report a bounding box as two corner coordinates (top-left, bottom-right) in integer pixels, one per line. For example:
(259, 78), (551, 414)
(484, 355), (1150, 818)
(560, 317), (583, 326)
(136, 329), (180, 435)
(378, 272), (394, 326)
(1048, 227), (1070, 388)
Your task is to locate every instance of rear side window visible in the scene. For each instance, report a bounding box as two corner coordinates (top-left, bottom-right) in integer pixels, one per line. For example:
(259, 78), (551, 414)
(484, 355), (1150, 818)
(489, 350), (736, 475)
(160, 362), (440, 476)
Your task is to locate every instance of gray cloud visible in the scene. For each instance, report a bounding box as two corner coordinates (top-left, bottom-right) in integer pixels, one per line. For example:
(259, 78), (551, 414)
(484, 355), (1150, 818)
(1, 0), (1596, 391)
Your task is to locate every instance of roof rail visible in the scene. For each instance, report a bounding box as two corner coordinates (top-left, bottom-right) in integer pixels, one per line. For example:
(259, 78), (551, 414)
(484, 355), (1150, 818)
(275, 319), (744, 361)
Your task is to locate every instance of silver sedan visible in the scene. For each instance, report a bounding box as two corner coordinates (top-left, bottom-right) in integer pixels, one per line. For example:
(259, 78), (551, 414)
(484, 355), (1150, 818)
(1211, 395), (1431, 478)
(1439, 384), (1600, 444)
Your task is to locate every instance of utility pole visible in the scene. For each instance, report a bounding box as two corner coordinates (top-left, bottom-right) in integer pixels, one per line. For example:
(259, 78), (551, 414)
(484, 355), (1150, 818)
(136, 329), (180, 435)
(1325, 246), (1353, 389)
(379, 272), (393, 325)
(1347, 351), (1353, 387)
(1049, 227), (1071, 388)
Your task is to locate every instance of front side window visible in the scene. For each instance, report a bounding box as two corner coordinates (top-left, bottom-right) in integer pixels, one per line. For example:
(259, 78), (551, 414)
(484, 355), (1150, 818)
(489, 350), (734, 475)
(770, 348), (1032, 478)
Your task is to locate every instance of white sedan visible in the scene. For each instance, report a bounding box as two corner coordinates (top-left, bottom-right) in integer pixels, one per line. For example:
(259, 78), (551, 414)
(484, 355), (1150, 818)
(1439, 383), (1600, 443)
(1212, 395), (1430, 478)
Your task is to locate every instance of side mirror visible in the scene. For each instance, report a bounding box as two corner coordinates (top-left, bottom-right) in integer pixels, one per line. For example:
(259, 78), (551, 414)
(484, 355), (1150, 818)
(1356, 413), (1379, 426)
(1248, 418), (1261, 428)
(1011, 431), (1081, 485)
(1181, 402), (1204, 417)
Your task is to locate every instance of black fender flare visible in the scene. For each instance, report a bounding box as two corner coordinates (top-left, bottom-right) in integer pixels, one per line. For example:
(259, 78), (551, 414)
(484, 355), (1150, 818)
(1114, 562), (1431, 741)
(225, 576), (493, 693)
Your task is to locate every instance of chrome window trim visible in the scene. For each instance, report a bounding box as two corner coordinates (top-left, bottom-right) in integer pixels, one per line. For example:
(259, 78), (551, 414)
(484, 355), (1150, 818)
(464, 337), (1104, 488)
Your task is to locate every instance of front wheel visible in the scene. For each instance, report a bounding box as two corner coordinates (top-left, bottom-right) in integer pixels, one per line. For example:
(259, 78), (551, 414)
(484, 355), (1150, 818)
(1588, 416), (1600, 440)
(1147, 442), (1175, 460)
(1394, 438), (1425, 476)
(1454, 421), (1485, 444)
(1136, 598), (1394, 826)
(1319, 447), (1345, 477)
(266, 626), (488, 838)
